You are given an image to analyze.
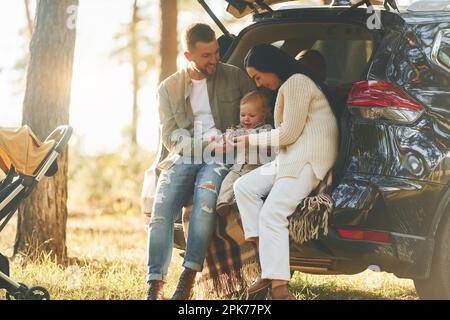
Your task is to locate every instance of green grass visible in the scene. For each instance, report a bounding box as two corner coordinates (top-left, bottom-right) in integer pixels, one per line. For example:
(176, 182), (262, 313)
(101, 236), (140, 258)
(289, 271), (417, 300)
(0, 212), (418, 300)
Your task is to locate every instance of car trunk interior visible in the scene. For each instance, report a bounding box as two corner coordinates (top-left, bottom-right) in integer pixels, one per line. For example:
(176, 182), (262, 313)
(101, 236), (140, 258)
(227, 21), (374, 87)
(226, 21), (376, 184)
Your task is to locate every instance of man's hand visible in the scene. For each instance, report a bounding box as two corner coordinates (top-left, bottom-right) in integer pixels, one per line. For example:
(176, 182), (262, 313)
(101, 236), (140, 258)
(144, 214), (151, 228)
(209, 134), (231, 153)
(232, 135), (250, 149)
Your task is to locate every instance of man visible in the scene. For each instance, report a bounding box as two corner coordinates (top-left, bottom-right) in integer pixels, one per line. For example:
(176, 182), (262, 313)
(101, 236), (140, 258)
(146, 23), (255, 300)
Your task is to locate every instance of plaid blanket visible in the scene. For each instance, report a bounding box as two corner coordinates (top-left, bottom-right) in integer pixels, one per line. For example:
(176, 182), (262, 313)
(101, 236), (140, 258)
(182, 205), (260, 298)
(183, 170), (334, 298)
(199, 208), (260, 298)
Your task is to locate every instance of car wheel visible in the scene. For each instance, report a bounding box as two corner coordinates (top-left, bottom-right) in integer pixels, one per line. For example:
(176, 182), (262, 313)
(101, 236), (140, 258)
(414, 211), (450, 300)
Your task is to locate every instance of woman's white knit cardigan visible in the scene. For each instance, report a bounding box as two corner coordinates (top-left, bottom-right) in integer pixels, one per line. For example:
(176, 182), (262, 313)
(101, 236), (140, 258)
(248, 73), (339, 180)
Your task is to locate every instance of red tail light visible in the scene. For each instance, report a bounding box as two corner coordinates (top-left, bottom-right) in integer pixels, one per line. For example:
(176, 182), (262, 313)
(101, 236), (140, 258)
(337, 229), (391, 244)
(347, 81), (424, 123)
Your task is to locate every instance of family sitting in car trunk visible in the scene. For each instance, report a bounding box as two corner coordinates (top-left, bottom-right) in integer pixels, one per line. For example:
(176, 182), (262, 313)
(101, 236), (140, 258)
(142, 22), (339, 300)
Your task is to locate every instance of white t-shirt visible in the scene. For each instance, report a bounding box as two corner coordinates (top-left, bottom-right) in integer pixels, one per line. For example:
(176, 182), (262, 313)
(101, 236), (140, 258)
(190, 78), (218, 139)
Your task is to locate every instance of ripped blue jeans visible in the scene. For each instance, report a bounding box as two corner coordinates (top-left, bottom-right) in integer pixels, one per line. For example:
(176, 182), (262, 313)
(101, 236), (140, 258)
(146, 162), (229, 282)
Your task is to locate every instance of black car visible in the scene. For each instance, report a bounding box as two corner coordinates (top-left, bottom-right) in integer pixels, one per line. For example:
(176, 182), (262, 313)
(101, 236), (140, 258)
(173, 0), (450, 299)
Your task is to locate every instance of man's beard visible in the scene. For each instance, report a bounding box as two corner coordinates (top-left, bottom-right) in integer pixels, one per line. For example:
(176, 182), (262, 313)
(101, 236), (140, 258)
(196, 63), (217, 77)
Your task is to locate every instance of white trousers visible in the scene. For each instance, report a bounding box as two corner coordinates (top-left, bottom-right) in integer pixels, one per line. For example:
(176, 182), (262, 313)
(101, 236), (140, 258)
(234, 161), (320, 281)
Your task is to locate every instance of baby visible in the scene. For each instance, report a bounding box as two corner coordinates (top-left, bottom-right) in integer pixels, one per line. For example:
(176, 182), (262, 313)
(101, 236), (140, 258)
(216, 90), (274, 216)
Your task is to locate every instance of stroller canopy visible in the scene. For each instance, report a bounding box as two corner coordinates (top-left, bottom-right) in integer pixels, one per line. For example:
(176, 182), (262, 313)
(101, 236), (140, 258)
(0, 126), (55, 176)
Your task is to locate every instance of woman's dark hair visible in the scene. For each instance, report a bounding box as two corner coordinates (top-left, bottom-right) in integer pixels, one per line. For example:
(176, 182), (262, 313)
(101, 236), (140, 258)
(244, 44), (340, 121)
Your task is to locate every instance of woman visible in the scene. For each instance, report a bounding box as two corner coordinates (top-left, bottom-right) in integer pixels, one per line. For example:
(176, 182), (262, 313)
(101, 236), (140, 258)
(231, 44), (339, 300)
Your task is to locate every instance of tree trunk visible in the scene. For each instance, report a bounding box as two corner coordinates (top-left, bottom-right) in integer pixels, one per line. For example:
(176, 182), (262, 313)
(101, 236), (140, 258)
(15, 0), (79, 263)
(131, 0), (139, 148)
(24, 0), (33, 39)
(159, 0), (178, 84)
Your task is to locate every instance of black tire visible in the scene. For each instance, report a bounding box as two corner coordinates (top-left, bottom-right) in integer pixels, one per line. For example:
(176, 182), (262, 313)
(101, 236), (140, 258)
(25, 286), (50, 300)
(414, 211), (450, 300)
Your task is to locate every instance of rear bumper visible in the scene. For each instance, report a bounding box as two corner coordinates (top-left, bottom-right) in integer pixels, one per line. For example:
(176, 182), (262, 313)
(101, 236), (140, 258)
(173, 223), (434, 279)
(289, 228), (434, 279)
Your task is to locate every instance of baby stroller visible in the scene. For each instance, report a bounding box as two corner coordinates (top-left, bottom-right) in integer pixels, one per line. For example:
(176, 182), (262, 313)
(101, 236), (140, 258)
(0, 125), (72, 300)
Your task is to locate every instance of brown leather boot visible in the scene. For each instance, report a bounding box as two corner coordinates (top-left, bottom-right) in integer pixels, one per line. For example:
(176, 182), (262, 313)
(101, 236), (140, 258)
(245, 275), (271, 300)
(171, 268), (197, 300)
(146, 280), (164, 300)
(271, 283), (296, 300)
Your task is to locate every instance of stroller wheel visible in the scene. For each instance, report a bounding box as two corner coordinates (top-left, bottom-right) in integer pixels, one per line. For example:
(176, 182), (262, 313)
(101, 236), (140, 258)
(25, 286), (50, 300)
(5, 282), (28, 300)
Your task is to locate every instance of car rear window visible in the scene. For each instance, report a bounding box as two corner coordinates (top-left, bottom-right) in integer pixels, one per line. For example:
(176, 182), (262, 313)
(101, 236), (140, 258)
(311, 39), (373, 86)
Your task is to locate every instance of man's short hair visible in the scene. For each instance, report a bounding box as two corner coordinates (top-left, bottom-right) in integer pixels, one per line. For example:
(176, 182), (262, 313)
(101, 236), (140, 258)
(183, 23), (216, 52)
(240, 90), (271, 114)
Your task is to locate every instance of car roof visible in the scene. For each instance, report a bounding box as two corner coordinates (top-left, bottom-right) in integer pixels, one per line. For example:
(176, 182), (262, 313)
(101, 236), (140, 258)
(400, 1), (450, 23)
(251, 6), (399, 23)
(201, 1), (450, 41)
(274, 0), (450, 13)
(250, 4), (450, 25)
(224, 0), (399, 18)
(405, 0), (450, 13)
